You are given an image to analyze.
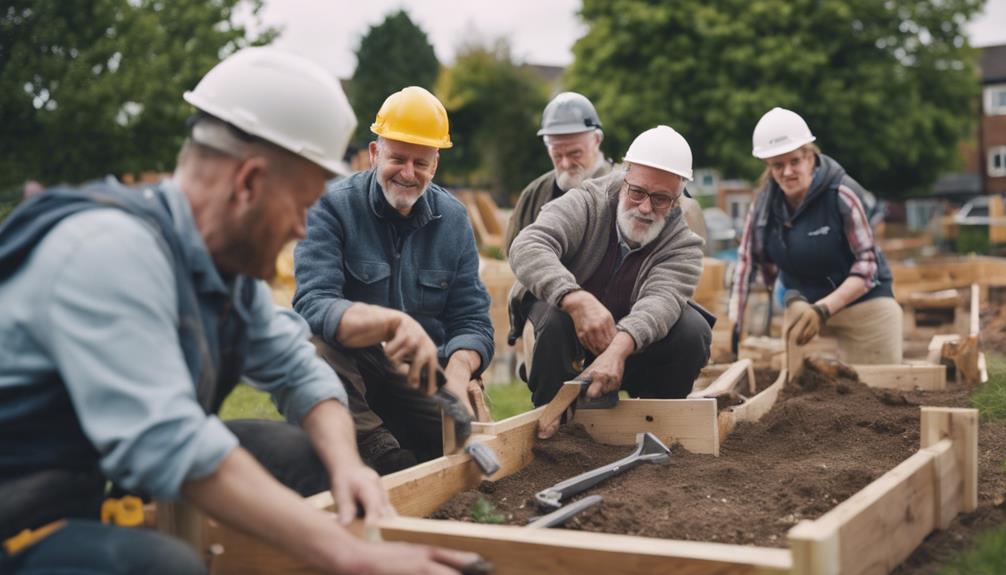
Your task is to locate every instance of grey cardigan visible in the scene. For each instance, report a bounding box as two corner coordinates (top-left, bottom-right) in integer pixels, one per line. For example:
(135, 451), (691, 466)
(507, 170), (704, 351)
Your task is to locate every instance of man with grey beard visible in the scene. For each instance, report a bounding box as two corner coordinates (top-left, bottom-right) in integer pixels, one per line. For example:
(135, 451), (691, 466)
(508, 126), (711, 437)
(294, 87), (494, 473)
(504, 92), (612, 254)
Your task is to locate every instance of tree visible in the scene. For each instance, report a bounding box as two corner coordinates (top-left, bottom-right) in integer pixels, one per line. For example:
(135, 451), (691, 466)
(436, 39), (551, 201)
(567, 0), (984, 196)
(349, 10), (439, 143)
(0, 0), (274, 192)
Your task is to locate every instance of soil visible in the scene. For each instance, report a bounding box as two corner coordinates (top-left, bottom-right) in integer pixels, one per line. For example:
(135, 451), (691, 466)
(432, 359), (1006, 553)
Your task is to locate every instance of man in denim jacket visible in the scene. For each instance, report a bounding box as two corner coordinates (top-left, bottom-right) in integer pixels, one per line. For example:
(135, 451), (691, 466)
(294, 87), (494, 474)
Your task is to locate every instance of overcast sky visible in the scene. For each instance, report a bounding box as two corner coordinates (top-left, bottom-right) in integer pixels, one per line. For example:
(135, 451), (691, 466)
(257, 0), (1006, 78)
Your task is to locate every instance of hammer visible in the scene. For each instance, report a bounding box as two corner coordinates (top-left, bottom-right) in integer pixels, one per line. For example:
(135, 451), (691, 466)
(426, 370), (501, 476)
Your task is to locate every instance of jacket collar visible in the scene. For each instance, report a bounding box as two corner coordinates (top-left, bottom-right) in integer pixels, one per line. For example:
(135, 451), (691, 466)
(765, 153), (846, 222)
(161, 178), (231, 298)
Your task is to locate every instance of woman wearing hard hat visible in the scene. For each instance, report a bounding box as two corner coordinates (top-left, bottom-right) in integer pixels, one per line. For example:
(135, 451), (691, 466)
(728, 107), (901, 364)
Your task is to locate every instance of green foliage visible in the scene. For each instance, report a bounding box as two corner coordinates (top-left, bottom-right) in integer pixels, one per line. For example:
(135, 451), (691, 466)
(349, 10), (439, 143)
(956, 225), (990, 255)
(567, 0), (984, 197)
(436, 40), (552, 200)
(0, 1), (275, 191)
(469, 496), (506, 524)
(485, 380), (534, 420)
(219, 383), (283, 422)
(970, 354), (1006, 423)
(939, 525), (1006, 574)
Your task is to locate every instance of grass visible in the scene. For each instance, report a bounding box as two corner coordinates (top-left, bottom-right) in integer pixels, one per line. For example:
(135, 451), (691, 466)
(469, 496), (506, 524)
(971, 354), (1006, 423)
(939, 352), (1006, 573)
(939, 527), (1006, 575)
(218, 383), (283, 421)
(220, 378), (534, 422)
(484, 379), (533, 420)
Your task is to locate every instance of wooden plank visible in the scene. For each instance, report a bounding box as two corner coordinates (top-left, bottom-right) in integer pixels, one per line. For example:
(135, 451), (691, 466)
(739, 336), (784, 369)
(923, 439), (960, 530)
(573, 398), (719, 455)
(851, 364), (946, 391)
(921, 407), (979, 512)
(156, 500), (204, 551)
(688, 359), (752, 399)
(692, 364), (733, 394)
(719, 370), (787, 441)
(382, 452), (486, 517)
(537, 382), (583, 436)
(785, 307), (806, 381)
(970, 283), (980, 337)
(378, 516), (792, 575)
(205, 517), (316, 574)
(927, 334), (960, 365)
(789, 449), (938, 575)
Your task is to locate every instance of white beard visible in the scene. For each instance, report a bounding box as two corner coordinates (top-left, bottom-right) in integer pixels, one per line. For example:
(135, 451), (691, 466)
(555, 154), (605, 191)
(617, 202), (667, 247)
(556, 166), (587, 191)
(378, 175), (428, 214)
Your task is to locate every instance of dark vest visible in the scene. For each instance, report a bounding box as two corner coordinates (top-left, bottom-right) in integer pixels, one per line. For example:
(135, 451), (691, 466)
(0, 180), (253, 535)
(754, 155), (893, 305)
(581, 220), (655, 322)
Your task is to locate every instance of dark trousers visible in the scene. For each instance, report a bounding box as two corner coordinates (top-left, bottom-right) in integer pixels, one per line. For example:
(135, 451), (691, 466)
(526, 298), (712, 406)
(2, 419), (327, 574)
(3, 520), (207, 575)
(315, 342), (443, 464)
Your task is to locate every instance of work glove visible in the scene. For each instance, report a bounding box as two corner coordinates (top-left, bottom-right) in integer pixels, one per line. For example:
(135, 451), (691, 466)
(784, 292), (830, 346)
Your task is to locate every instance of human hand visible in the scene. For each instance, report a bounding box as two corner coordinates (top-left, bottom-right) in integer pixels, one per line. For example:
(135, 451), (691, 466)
(561, 290), (616, 355)
(344, 541), (489, 575)
(786, 300), (830, 346)
(582, 346), (626, 399)
(442, 374), (476, 418)
(331, 459), (396, 527)
(384, 312), (439, 393)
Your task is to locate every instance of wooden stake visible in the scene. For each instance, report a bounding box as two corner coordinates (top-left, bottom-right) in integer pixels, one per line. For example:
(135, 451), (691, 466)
(921, 407), (979, 512)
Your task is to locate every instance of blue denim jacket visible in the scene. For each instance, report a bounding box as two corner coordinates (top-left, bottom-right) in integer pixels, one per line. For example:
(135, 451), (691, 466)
(293, 170), (494, 374)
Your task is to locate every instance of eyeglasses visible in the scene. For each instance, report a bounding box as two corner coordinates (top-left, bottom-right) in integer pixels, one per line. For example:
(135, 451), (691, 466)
(623, 181), (680, 210)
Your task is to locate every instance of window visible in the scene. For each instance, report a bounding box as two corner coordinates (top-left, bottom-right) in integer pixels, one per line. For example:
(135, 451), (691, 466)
(990, 146), (1006, 178)
(986, 85), (1006, 116)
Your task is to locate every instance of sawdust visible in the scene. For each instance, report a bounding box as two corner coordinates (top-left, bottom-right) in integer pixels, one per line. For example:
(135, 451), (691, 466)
(432, 360), (937, 546)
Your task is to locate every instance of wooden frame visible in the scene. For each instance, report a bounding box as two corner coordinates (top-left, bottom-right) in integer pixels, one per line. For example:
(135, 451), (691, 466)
(197, 403), (977, 575)
(188, 367), (976, 575)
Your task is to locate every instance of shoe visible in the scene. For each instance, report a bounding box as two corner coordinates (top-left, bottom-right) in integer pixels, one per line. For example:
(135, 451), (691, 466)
(370, 447), (417, 475)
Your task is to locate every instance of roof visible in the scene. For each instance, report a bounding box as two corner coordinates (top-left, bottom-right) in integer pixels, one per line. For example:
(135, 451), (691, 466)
(931, 171), (982, 197)
(980, 44), (1006, 84)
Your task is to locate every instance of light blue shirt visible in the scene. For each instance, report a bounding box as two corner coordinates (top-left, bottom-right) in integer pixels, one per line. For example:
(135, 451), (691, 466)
(0, 180), (347, 499)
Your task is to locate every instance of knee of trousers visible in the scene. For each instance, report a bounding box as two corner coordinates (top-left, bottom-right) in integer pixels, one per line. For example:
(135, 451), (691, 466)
(660, 306), (712, 369)
(532, 304), (576, 339)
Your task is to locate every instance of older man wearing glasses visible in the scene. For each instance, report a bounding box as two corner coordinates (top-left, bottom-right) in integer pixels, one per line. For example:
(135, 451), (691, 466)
(508, 126), (711, 432)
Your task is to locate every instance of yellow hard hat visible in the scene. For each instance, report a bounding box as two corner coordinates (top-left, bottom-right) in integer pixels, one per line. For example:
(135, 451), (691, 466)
(370, 86), (452, 149)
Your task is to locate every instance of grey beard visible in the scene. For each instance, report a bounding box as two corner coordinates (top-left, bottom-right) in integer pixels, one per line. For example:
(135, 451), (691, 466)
(555, 153), (606, 192)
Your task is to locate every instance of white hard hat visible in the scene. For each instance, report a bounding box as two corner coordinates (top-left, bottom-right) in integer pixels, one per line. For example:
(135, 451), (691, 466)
(623, 125), (693, 181)
(751, 107), (816, 159)
(184, 46), (357, 175)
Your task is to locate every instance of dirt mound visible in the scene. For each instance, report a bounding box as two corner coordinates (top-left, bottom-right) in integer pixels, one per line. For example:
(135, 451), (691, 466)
(431, 358), (933, 547)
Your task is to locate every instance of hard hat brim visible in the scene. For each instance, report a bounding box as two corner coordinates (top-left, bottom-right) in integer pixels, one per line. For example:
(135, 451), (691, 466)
(537, 123), (600, 137)
(752, 136), (816, 159)
(623, 158), (693, 182)
(371, 125), (453, 149)
(184, 90), (352, 177)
